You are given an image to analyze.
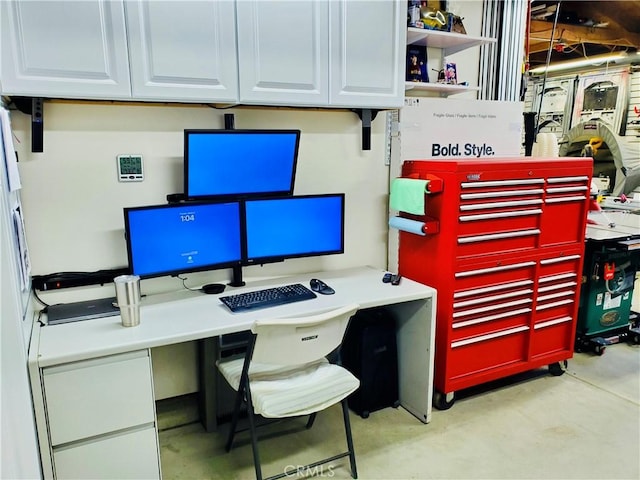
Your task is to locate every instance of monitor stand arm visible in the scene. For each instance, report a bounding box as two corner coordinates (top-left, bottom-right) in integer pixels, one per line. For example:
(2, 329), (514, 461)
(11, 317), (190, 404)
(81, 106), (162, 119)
(228, 265), (245, 287)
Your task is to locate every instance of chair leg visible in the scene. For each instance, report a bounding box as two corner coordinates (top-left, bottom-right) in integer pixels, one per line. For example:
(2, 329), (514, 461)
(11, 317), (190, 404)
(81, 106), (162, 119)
(306, 412), (317, 429)
(341, 399), (358, 479)
(225, 385), (246, 452)
(245, 389), (263, 480)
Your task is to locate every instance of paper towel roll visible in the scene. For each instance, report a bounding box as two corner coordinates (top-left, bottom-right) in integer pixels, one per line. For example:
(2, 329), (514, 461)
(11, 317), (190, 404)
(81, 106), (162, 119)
(389, 216), (426, 236)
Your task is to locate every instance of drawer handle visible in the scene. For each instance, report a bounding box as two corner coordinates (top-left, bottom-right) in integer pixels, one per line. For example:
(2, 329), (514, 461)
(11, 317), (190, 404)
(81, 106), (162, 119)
(458, 229), (540, 244)
(534, 316), (573, 329)
(460, 199), (543, 211)
(459, 209), (542, 222)
(546, 186), (588, 193)
(545, 195), (587, 203)
(454, 288), (533, 308)
(460, 189), (544, 200)
(536, 290), (575, 302)
(535, 298), (574, 311)
(547, 176), (589, 183)
(538, 281), (577, 293)
(453, 298), (533, 318)
(454, 280), (533, 299)
(538, 272), (576, 283)
(453, 307), (532, 329)
(540, 255), (581, 265)
(451, 325), (529, 348)
(461, 179), (544, 188)
(455, 261), (536, 278)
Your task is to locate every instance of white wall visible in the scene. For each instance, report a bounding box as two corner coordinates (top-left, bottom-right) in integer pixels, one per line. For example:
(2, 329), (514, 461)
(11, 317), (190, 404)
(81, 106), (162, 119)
(11, 102), (391, 397)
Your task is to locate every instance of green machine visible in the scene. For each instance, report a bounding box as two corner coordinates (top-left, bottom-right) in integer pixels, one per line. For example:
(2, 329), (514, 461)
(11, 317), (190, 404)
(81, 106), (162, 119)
(577, 212), (640, 355)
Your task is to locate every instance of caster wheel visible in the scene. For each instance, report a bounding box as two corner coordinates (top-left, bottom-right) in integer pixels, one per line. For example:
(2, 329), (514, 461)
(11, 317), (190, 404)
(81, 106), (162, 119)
(548, 360), (567, 376)
(392, 400), (401, 409)
(360, 411), (369, 419)
(631, 334), (640, 345)
(433, 390), (455, 410)
(594, 345), (606, 356)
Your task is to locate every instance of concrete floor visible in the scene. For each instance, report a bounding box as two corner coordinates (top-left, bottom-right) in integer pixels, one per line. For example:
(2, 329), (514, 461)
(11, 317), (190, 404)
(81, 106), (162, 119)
(158, 342), (639, 480)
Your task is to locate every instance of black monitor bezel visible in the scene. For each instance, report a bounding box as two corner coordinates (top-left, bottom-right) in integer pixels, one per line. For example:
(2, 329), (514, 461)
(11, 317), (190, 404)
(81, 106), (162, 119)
(183, 129), (301, 201)
(123, 200), (244, 279)
(242, 193), (345, 267)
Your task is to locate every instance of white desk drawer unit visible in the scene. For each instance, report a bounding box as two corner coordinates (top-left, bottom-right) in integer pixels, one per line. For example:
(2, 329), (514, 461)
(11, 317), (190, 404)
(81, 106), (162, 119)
(42, 350), (160, 478)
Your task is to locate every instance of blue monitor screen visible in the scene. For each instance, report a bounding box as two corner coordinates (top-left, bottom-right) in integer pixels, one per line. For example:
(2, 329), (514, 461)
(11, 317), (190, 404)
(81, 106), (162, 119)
(244, 194), (344, 265)
(124, 201), (242, 278)
(184, 129), (300, 199)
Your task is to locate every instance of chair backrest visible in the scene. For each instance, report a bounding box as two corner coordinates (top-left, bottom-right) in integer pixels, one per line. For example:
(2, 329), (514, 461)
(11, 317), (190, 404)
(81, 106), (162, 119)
(250, 304), (359, 366)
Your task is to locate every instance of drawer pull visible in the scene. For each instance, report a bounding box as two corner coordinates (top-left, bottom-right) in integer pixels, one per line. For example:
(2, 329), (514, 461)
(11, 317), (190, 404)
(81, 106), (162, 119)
(540, 255), (581, 265)
(546, 186), (588, 193)
(458, 229), (540, 244)
(547, 176), (589, 183)
(451, 325), (529, 348)
(453, 307), (532, 329)
(453, 298), (533, 318)
(534, 316), (573, 329)
(538, 281), (577, 293)
(454, 288), (533, 308)
(454, 280), (533, 299)
(535, 298), (574, 311)
(536, 290), (575, 302)
(461, 179), (544, 188)
(460, 189), (544, 200)
(459, 209), (542, 222)
(460, 199), (543, 211)
(455, 261), (536, 278)
(545, 195), (587, 204)
(538, 272), (576, 283)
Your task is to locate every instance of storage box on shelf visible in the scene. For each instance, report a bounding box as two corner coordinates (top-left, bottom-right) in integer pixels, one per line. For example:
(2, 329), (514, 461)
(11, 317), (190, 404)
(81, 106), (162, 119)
(396, 158), (592, 409)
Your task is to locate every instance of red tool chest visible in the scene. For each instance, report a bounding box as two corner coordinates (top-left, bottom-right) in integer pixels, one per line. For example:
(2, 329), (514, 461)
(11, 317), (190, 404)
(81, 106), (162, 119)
(396, 157), (592, 409)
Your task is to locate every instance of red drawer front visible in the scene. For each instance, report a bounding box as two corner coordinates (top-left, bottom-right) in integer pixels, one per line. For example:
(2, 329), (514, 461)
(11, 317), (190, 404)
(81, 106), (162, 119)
(454, 260), (536, 291)
(452, 279), (533, 341)
(536, 253), (581, 322)
(448, 326), (528, 379)
(531, 317), (574, 357)
(540, 176), (590, 247)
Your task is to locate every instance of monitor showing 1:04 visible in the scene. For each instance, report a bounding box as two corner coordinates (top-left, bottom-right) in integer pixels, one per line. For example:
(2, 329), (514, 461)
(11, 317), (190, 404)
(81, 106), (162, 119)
(184, 129), (301, 199)
(124, 201), (242, 278)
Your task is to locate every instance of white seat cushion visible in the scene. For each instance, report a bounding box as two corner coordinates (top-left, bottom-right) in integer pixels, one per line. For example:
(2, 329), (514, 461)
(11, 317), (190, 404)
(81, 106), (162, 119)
(217, 357), (359, 418)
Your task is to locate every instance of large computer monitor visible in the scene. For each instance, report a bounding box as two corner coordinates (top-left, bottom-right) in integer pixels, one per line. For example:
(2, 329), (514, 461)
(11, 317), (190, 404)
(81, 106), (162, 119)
(124, 201), (242, 279)
(244, 194), (345, 266)
(184, 129), (300, 200)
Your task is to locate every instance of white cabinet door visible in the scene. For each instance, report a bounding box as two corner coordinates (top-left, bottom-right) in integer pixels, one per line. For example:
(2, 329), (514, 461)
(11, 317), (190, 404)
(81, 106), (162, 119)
(329, 0), (405, 108)
(237, 0), (329, 106)
(125, 0), (239, 103)
(0, 0), (131, 99)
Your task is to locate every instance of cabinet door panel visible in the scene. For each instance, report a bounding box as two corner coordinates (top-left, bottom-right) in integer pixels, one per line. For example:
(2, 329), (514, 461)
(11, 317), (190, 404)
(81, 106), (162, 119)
(237, 0), (328, 105)
(1, 0), (131, 99)
(53, 426), (160, 480)
(329, 0), (405, 108)
(125, 0), (238, 102)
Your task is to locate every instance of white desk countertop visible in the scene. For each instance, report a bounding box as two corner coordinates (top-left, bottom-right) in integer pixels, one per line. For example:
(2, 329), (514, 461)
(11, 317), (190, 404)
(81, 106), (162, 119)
(34, 266), (436, 368)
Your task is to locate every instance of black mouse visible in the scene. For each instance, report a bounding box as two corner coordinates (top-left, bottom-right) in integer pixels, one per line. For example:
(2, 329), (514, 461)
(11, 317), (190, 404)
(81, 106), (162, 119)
(310, 278), (335, 295)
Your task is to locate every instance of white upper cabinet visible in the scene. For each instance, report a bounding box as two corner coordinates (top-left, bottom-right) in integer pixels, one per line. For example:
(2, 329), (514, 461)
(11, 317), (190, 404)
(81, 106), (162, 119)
(125, 0), (238, 103)
(236, 0), (329, 106)
(329, 0), (405, 108)
(0, 0), (131, 99)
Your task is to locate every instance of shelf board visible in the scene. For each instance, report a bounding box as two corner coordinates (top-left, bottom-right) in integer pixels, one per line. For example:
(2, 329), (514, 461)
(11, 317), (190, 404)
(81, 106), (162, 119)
(405, 81), (480, 96)
(407, 27), (496, 56)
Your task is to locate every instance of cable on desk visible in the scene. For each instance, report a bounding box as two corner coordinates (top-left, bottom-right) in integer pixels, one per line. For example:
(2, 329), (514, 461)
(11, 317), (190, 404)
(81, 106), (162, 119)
(177, 274), (202, 292)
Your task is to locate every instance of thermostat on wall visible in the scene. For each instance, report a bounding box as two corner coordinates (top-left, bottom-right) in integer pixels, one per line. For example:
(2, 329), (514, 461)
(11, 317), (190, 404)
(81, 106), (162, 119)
(117, 155), (144, 182)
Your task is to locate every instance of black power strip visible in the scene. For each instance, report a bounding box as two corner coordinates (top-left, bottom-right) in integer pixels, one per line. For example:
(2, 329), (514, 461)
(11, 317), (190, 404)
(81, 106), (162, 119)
(32, 267), (130, 291)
